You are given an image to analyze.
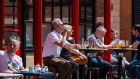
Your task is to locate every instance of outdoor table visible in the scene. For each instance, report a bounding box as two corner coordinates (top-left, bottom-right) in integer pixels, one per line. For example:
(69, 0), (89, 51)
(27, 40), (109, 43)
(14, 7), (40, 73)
(79, 48), (108, 79)
(14, 71), (55, 79)
(0, 73), (23, 79)
(79, 48), (108, 64)
(109, 48), (138, 79)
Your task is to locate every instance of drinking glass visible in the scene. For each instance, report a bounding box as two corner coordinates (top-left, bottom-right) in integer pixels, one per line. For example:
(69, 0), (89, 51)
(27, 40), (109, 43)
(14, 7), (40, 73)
(118, 40), (123, 47)
(81, 38), (85, 48)
(125, 40), (130, 48)
(88, 37), (93, 48)
(122, 40), (125, 47)
(93, 40), (97, 48)
(84, 40), (89, 48)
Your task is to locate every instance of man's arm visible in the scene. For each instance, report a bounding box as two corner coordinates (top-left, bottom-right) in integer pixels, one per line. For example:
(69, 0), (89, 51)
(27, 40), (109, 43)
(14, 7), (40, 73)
(64, 44), (87, 60)
(132, 41), (140, 48)
(96, 40), (116, 48)
(54, 29), (67, 47)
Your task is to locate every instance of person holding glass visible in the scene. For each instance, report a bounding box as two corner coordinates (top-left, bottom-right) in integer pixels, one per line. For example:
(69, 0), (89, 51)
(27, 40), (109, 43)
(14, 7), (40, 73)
(127, 24), (140, 78)
(86, 24), (115, 79)
(43, 19), (85, 79)
(111, 29), (129, 66)
(60, 25), (87, 79)
(0, 36), (24, 73)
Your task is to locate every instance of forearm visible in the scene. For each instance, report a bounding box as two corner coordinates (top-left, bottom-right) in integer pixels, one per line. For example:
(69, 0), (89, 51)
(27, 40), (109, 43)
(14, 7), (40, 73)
(64, 45), (80, 54)
(97, 44), (112, 48)
(60, 32), (67, 47)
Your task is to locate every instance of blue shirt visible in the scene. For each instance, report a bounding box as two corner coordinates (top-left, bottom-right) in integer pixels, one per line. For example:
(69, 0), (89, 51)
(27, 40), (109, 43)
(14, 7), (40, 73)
(135, 34), (140, 60)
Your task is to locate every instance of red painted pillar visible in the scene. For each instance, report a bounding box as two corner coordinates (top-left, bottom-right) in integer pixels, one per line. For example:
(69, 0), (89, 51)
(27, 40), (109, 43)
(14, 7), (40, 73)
(72, 0), (79, 44)
(104, 0), (111, 63)
(34, 0), (42, 66)
(18, 0), (22, 57)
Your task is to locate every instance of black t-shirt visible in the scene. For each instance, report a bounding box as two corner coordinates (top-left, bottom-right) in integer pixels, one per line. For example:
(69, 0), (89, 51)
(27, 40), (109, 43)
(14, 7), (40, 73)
(60, 38), (75, 59)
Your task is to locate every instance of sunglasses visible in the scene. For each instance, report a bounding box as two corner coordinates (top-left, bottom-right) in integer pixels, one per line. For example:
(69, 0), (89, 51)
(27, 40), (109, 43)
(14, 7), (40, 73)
(10, 36), (20, 41)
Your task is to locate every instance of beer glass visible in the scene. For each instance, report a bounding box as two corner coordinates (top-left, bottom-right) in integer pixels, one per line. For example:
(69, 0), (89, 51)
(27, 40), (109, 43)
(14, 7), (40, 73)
(125, 40), (130, 48)
(88, 37), (93, 48)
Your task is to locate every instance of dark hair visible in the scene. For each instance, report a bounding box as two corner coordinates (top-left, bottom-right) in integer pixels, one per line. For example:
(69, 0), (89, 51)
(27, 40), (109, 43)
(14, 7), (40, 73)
(96, 22), (104, 27)
(111, 29), (116, 32)
(133, 24), (140, 33)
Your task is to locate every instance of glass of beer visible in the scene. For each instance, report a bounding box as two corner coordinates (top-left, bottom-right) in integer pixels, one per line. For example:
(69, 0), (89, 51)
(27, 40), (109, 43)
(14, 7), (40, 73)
(125, 40), (130, 48)
(88, 37), (93, 48)
(118, 40), (123, 47)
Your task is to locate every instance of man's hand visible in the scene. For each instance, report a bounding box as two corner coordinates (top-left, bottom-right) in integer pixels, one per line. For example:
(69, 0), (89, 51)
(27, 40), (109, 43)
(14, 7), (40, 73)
(76, 44), (81, 49)
(110, 41), (117, 48)
(132, 41), (140, 48)
(78, 53), (87, 60)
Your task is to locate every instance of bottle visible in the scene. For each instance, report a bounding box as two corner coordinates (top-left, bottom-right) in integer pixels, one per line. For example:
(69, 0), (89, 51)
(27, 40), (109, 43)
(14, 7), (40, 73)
(89, 37), (93, 48)
(81, 38), (85, 48)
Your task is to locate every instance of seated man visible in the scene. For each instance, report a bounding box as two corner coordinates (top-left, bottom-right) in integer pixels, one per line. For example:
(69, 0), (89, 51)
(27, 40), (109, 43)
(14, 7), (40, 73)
(43, 19), (83, 79)
(0, 36), (24, 73)
(111, 29), (129, 78)
(127, 24), (140, 78)
(86, 25), (114, 79)
(111, 29), (129, 66)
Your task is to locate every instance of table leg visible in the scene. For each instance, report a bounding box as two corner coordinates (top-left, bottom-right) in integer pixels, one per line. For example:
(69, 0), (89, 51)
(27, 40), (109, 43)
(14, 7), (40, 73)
(118, 54), (122, 79)
(53, 75), (55, 79)
(37, 76), (39, 79)
(28, 76), (30, 79)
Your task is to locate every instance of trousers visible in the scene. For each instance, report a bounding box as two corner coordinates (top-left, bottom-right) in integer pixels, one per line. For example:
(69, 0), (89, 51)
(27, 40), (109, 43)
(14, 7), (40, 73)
(43, 56), (76, 79)
(91, 57), (110, 79)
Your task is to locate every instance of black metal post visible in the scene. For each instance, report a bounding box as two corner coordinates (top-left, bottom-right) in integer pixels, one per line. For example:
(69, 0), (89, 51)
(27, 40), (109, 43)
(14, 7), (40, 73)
(42, 0), (45, 22)
(51, 0), (54, 30)
(84, 0), (87, 39)
(22, 0), (26, 68)
(13, 1), (15, 29)
(92, 0), (96, 33)
(60, 0), (62, 20)
(68, 0), (71, 23)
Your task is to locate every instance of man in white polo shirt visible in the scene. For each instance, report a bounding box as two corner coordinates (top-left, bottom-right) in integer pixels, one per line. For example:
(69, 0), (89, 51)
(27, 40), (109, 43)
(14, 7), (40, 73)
(43, 19), (82, 79)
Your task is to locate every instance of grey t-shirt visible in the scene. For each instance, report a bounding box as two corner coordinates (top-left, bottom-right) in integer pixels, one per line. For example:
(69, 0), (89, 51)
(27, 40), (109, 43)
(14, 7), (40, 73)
(86, 33), (104, 57)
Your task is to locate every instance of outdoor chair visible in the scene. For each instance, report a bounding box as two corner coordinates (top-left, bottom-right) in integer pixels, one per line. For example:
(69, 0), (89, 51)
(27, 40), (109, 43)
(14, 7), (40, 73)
(84, 57), (100, 79)
(110, 65), (125, 79)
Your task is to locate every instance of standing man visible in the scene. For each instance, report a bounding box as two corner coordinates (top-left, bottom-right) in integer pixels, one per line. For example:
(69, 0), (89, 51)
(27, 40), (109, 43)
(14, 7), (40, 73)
(43, 19), (81, 79)
(127, 24), (140, 78)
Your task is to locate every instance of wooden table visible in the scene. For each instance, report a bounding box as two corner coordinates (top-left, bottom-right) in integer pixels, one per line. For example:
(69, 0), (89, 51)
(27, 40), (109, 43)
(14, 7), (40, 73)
(0, 73), (23, 79)
(109, 48), (138, 79)
(79, 48), (108, 51)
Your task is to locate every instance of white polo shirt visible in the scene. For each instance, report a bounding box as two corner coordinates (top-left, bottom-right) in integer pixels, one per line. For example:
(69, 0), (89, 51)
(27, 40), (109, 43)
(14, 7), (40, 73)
(42, 30), (62, 57)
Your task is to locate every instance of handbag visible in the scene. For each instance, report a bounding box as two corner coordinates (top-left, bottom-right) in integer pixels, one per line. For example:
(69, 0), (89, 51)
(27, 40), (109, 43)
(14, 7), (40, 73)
(69, 55), (88, 65)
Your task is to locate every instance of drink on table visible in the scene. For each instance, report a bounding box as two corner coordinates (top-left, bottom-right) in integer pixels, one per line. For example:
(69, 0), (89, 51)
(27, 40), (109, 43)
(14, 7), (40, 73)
(125, 40), (130, 48)
(88, 37), (93, 48)
(118, 41), (122, 47)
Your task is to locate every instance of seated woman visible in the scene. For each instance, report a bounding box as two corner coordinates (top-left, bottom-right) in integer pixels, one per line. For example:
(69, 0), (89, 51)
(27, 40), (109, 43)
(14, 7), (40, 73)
(60, 25), (87, 79)
(0, 36), (24, 73)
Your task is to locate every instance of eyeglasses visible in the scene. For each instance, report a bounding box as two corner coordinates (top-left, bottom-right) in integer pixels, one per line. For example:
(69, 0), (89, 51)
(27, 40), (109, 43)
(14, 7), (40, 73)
(10, 36), (20, 41)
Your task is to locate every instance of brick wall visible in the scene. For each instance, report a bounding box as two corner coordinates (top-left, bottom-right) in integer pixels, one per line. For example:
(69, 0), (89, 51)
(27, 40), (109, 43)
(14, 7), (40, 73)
(120, 0), (132, 62)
